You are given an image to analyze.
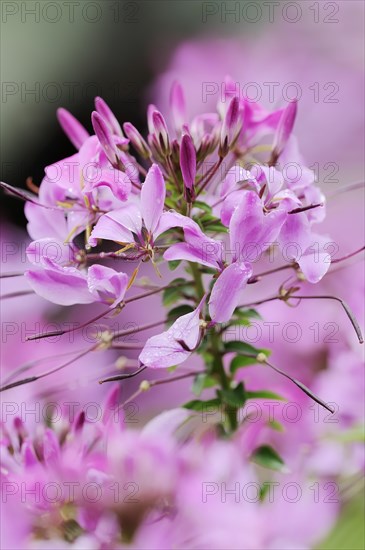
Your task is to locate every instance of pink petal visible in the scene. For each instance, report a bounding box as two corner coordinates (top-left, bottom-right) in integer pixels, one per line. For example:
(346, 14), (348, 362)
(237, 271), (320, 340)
(164, 242), (218, 268)
(87, 264), (128, 306)
(277, 215), (331, 282)
(298, 246), (331, 283)
(141, 164), (166, 234)
(209, 261), (252, 323)
(25, 202), (69, 241)
(163, 223), (222, 268)
(220, 165), (255, 197)
(139, 299), (205, 368)
(26, 238), (74, 267)
(229, 191), (286, 262)
(89, 205), (141, 247)
(88, 168), (131, 202)
(25, 259), (93, 305)
(153, 210), (198, 239)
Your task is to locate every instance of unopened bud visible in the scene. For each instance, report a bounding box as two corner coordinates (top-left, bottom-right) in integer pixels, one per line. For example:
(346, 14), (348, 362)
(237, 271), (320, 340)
(170, 80), (186, 134)
(92, 111), (121, 169)
(180, 133), (196, 201)
(151, 110), (171, 156)
(219, 96), (242, 157)
(270, 100), (297, 165)
(95, 96), (124, 137)
(57, 108), (89, 150)
(123, 122), (151, 158)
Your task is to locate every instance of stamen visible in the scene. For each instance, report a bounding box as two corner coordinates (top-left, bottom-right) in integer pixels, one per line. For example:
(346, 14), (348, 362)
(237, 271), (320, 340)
(293, 295), (364, 344)
(331, 246), (365, 264)
(25, 177), (39, 195)
(0, 272), (26, 279)
(239, 291), (363, 343)
(263, 358), (335, 414)
(99, 365), (147, 384)
(0, 345), (96, 393)
(26, 308), (115, 341)
(288, 203), (323, 215)
(0, 290), (34, 300)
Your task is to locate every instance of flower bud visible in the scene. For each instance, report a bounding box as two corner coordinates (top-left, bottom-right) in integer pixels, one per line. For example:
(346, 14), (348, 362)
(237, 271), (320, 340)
(151, 110), (171, 156)
(123, 122), (151, 158)
(219, 96), (242, 158)
(271, 100), (297, 165)
(147, 103), (157, 134)
(95, 96), (124, 136)
(180, 133), (196, 201)
(91, 111), (121, 169)
(170, 80), (186, 134)
(57, 108), (89, 150)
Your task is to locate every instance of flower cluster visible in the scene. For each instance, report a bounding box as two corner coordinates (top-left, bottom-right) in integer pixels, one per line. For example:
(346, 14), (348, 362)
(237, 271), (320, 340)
(1, 391), (339, 550)
(1, 63), (364, 550)
(3, 84), (337, 371)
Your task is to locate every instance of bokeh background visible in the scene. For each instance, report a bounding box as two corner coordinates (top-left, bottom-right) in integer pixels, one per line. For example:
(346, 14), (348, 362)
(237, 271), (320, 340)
(1, 1), (364, 547)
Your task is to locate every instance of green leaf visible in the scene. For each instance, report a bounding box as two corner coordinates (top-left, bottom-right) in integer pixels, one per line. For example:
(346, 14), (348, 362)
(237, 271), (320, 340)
(192, 373), (217, 396)
(227, 317), (251, 327)
(230, 355), (257, 373)
(167, 304), (194, 325)
(203, 223), (227, 233)
(234, 308), (262, 320)
(184, 398), (221, 412)
(246, 390), (285, 401)
(199, 212), (217, 224)
(164, 196), (179, 209)
(193, 201), (212, 214)
(162, 278), (186, 306)
(218, 383), (246, 408)
(251, 445), (287, 472)
(198, 266), (217, 275)
(168, 260), (181, 271)
(224, 341), (262, 355)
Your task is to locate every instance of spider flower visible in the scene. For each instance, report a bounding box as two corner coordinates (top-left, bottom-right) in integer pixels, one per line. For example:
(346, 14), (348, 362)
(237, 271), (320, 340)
(89, 164), (195, 261)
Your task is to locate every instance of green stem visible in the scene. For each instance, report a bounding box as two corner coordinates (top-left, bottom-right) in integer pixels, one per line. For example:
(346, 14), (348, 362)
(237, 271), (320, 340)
(210, 330), (238, 433)
(189, 262), (237, 432)
(190, 262), (205, 300)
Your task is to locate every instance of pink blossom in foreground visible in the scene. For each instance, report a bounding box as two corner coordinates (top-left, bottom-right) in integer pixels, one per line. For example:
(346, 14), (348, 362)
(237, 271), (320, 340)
(1, 397), (339, 550)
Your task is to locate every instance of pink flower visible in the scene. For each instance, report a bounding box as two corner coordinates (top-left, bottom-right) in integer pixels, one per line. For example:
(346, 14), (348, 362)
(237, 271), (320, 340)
(25, 242), (128, 306)
(89, 164), (195, 258)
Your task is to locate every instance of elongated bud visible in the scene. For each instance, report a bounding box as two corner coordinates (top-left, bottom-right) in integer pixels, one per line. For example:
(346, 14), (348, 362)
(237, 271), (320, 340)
(123, 122), (151, 158)
(219, 96), (242, 158)
(170, 139), (180, 165)
(180, 133), (196, 201)
(57, 108), (89, 150)
(152, 110), (171, 156)
(147, 104), (157, 134)
(270, 100), (297, 165)
(91, 111), (120, 169)
(170, 80), (186, 134)
(95, 96), (124, 136)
